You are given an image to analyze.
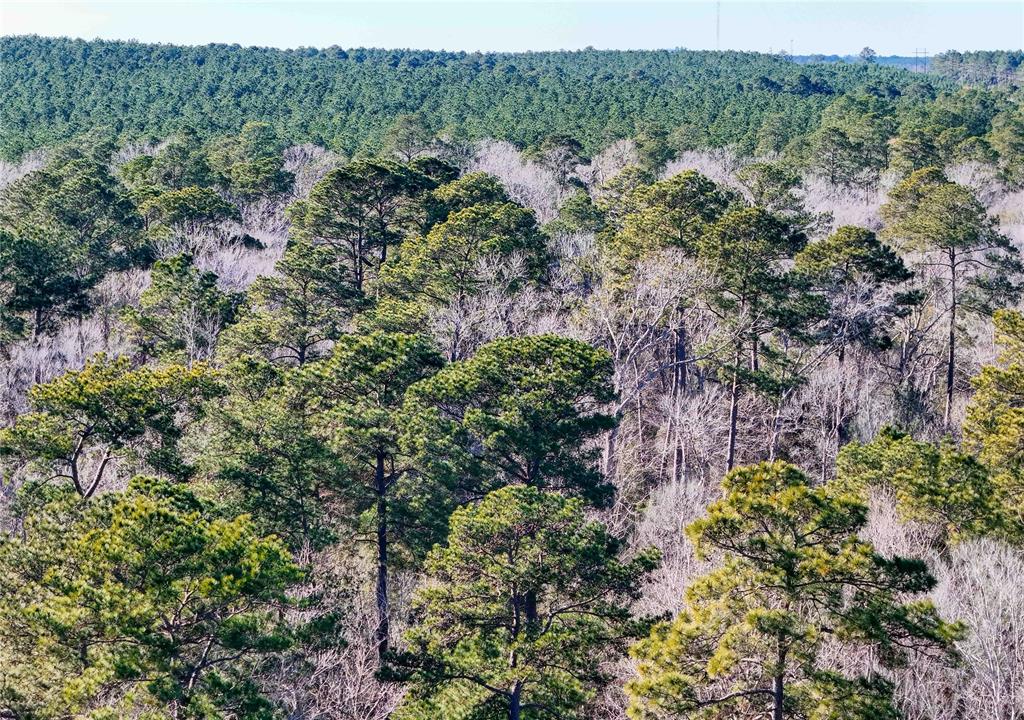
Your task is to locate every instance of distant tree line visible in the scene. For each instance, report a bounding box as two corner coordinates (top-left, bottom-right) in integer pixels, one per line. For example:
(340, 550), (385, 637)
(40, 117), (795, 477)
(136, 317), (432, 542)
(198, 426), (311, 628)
(0, 35), (974, 161)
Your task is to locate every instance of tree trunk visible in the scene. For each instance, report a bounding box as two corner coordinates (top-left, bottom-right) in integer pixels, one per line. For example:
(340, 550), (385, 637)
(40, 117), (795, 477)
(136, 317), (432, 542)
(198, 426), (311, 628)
(726, 344), (742, 472)
(525, 590), (538, 624)
(603, 423), (619, 480)
(772, 671), (785, 720)
(509, 681), (523, 720)
(945, 249), (957, 428)
(773, 639), (787, 720)
(374, 451), (389, 660)
(767, 396), (784, 462)
(672, 326), (687, 484)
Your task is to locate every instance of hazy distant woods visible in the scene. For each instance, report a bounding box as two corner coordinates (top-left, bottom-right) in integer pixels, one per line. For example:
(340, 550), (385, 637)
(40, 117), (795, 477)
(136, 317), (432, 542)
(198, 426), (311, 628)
(1, 37), (1024, 720)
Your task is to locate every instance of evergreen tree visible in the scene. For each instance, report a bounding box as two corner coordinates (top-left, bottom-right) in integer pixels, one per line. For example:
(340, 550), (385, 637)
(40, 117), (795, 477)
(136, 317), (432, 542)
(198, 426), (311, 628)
(288, 159), (432, 293)
(395, 485), (657, 720)
(963, 308), (1024, 533)
(604, 171), (737, 272)
(383, 113), (435, 162)
(301, 331), (445, 657)
(122, 254), (239, 365)
(0, 355), (219, 499)
(375, 202), (548, 350)
(838, 428), (1007, 544)
(140, 185), (241, 255)
(882, 167), (1022, 426)
(0, 476), (302, 719)
(793, 226), (915, 453)
(402, 334), (617, 507)
(0, 137), (146, 339)
(696, 208), (808, 470)
(201, 357), (351, 551)
(207, 121), (294, 197)
(220, 240), (364, 365)
(627, 461), (962, 720)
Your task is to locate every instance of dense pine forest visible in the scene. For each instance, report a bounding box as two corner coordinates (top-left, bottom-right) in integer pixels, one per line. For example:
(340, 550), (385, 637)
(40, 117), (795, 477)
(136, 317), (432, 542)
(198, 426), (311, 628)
(1, 33), (1024, 720)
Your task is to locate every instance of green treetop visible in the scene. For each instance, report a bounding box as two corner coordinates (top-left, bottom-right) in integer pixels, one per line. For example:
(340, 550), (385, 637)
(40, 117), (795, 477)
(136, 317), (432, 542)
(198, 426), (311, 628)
(402, 334), (617, 508)
(422, 171), (511, 228)
(963, 308), (1024, 534)
(0, 137), (146, 340)
(0, 476), (302, 719)
(375, 201), (548, 348)
(394, 485), (658, 720)
(219, 239), (364, 366)
(300, 331), (445, 658)
(207, 121), (294, 197)
(838, 428), (1006, 545)
(881, 167), (1022, 426)
(696, 207), (809, 470)
(140, 185), (240, 253)
(604, 171), (737, 272)
(288, 159), (432, 293)
(0, 354), (219, 500)
(199, 357), (351, 552)
(121, 254), (239, 366)
(627, 461), (963, 720)
(119, 127), (216, 196)
(382, 113), (436, 162)
(794, 225), (914, 351)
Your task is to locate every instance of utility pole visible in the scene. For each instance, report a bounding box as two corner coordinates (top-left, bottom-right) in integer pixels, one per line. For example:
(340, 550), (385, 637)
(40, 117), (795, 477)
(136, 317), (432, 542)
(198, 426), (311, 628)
(716, 0), (721, 51)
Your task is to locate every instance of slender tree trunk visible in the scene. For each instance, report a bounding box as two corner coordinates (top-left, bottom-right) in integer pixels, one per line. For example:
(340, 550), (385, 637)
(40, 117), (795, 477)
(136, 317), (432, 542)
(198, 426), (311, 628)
(603, 423), (619, 480)
(772, 672), (785, 720)
(768, 396), (784, 462)
(525, 590), (538, 624)
(945, 250), (957, 428)
(374, 451), (389, 660)
(726, 344), (742, 472)
(772, 642), (787, 720)
(355, 233), (364, 294)
(672, 326), (686, 484)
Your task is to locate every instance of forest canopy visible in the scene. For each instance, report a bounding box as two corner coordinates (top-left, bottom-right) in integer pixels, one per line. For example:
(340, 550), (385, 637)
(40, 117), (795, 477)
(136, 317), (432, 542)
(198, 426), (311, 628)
(2, 29), (1024, 720)
(0, 35), (977, 160)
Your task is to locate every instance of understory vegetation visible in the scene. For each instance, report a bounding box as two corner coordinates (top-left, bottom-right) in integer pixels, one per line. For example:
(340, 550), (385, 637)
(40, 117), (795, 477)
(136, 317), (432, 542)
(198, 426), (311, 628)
(1, 38), (1024, 720)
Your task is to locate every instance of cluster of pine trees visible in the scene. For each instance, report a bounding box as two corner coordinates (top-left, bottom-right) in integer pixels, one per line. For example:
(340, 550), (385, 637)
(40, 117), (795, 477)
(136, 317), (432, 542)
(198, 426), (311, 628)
(2, 36), (1022, 169)
(1, 41), (1023, 718)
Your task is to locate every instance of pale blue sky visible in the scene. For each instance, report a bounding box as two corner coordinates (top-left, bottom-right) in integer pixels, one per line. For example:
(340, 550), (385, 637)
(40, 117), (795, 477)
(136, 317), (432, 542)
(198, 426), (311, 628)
(1, 1), (1021, 55)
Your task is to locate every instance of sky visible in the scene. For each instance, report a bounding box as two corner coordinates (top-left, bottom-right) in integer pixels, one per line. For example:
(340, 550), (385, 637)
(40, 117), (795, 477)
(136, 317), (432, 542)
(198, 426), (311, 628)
(1, 1), (1021, 56)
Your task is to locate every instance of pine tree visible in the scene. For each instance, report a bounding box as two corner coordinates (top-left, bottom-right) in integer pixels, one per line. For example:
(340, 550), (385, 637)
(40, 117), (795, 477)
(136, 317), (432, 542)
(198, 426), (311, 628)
(121, 253), (239, 366)
(394, 485), (657, 720)
(0, 476), (302, 719)
(0, 355), (219, 499)
(882, 168), (1022, 426)
(402, 334), (617, 508)
(628, 461), (963, 720)
(301, 331), (445, 658)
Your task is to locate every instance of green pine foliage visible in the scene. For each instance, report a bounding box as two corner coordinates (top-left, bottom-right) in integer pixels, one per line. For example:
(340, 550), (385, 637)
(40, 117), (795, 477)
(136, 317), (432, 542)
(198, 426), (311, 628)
(0, 476), (303, 719)
(393, 485), (658, 720)
(627, 462), (963, 720)
(0, 37), (973, 161)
